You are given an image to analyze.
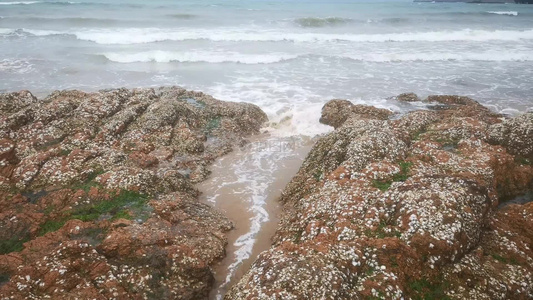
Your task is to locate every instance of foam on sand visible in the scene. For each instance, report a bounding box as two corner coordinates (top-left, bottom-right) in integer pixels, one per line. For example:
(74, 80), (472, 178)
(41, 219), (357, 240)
(198, 135), (312, 299)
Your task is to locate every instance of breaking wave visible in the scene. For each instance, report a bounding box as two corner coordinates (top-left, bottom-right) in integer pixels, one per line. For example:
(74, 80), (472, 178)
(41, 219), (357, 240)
(102, 51), (299, 64)
(486, 11), (518, 16)
(3, 16), (119, 26)
(100, 50), (533, 65)
(344, 52), (533, 62)
(294, 17), (352, 27)
(0, 1), (39, 4)
(9, 27), (533, 44)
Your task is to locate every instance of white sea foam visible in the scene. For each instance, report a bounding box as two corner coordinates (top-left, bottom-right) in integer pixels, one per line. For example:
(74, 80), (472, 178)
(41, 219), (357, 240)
(345, 51), (533, 62)
(487, 11), (518, 16)
(13, 27), (533, 44)
(102, 50), (298, 64)
(0, 1), (79, 4)
(103, 50), (533, 66)
(0, 59), (34, 74)
(0, 1), (39, 5)
(17, 28), (63, 36)
(207, 79), (332, 137)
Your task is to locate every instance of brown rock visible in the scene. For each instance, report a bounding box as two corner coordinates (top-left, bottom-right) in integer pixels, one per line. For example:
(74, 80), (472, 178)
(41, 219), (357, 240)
(319, 99), (393, 129)
(128, 151), (159, 168)
(395, 92), (421, 102)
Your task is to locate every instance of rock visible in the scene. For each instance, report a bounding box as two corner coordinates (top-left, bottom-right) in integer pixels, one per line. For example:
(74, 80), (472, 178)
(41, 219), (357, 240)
(319, 99), (393, 129)
(318, 99), (353, 128)
(0, 87), (266, 299)
(0, 91), (38, 116)
(395, 92), (420, 102)
(487, 112), (533, 160)
(425, 94), (481, 107)
(228, 95), (533, 300)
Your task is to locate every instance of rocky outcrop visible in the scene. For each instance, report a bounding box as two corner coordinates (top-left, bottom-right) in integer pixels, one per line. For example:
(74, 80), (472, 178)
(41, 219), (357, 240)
(0, 87), (267, 299)
(228, 94), (533, 299)
(487, 112), (533, 160)
(392, 92), (420, 103)
(319, 99), (393, 129)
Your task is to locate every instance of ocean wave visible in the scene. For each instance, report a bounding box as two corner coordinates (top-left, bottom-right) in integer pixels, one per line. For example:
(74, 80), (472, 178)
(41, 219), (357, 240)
(4, 16), (119, 26)
(36, 28), (533, 44)
(486, 11), (518, 16)
(0, 1), (39, 5)
(5, 27), (533, 44)
(166, 13), (197, 19)
(344, 52), (533, 62)
(12, 28), (64, 36)
(0, 1), (103, 6)
(366, 17), (411, 24)
(294, 17), (352, 28)
(405, 11), (526, 18)
(100, 50), (533, 65)
(102, 51), (299, 64)
(0, 28), (38, 37)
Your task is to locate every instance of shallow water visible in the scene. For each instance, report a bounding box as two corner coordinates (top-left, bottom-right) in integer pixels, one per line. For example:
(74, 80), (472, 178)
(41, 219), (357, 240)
(197, 135), (312, 299)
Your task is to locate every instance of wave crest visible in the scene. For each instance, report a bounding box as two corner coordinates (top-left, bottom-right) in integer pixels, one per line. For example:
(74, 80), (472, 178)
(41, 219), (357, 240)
(100, 51), (533, 65)
(294, 17), (352, 28)
(486, 11), (518, 16)
(0, 1), (39, 5)
(366, 17), (410, 24)
(102, 51), (298, 64)
(0, 1), (90, 6)
(5, 28), (533, 44)
(344, 52), (533, 62)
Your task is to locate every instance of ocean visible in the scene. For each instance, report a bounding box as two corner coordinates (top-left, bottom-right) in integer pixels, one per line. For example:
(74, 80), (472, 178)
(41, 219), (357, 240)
(1, 0), (533, 137)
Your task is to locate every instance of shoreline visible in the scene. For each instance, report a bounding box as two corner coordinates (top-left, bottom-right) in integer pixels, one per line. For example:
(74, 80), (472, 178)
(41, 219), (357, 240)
(197, 134), (313, 299)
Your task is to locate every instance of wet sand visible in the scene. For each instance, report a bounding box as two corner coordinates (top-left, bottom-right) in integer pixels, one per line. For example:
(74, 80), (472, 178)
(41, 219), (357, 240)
(197, 134), (313, 299)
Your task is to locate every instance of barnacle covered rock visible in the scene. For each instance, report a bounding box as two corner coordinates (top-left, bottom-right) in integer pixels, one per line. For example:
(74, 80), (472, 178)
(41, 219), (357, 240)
(0, 87), (266, 299)
(229, 95), (533, 300)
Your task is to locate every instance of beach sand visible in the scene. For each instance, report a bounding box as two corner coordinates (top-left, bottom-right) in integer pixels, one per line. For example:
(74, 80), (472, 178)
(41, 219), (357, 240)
(197, 134), (313, 299)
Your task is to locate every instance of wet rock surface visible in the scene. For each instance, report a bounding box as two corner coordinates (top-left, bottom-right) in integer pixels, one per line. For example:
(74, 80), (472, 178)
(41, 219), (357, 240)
(0, 87), (267, 299)
(228, 94), (533, 299)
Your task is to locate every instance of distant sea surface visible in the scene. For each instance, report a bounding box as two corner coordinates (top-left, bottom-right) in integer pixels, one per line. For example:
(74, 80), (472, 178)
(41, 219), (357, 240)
(1, 0), (533, 135)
